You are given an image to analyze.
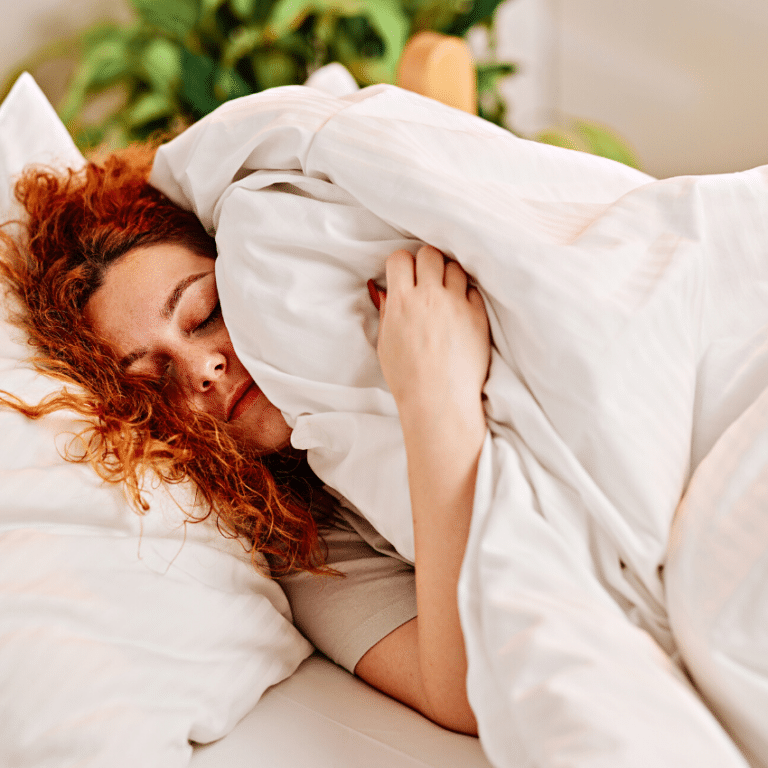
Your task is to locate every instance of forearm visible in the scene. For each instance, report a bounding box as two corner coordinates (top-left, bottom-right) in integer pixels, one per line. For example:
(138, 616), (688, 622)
(360, 245), (489, 734)
(400, 393), (485, 735)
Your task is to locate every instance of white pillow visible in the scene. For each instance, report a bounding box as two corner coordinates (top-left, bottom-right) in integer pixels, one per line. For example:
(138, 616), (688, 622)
(304, 62), (359, 97)
(0, 74), (312, 768)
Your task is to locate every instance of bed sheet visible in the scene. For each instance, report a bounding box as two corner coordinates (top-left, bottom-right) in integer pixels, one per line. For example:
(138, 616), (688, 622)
(151, 83), (767, 766)
(190, 653), (492, 768)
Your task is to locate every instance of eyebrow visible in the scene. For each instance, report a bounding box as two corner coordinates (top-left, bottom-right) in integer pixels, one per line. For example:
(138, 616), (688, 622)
(118, 271), (211, 370)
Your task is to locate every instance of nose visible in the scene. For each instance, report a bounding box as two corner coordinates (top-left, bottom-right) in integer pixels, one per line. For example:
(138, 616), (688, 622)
(183, 346), (227, 395)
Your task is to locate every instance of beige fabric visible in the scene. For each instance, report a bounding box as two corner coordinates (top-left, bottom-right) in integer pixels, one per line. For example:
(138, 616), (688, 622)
(278, 490), (417, 673)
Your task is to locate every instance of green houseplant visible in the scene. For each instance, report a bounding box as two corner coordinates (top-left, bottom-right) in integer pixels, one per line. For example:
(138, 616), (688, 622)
(5, 0), (639, 168)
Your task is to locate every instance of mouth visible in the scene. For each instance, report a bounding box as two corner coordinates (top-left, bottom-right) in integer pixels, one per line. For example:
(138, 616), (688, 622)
(226, 380), (261, 422)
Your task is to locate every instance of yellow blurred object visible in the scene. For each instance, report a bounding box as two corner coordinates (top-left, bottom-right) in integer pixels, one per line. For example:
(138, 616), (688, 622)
(396, 31), (477, 114)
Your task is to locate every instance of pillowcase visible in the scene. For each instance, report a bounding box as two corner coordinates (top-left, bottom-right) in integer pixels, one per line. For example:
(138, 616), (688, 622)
(0, 74), (312, 768)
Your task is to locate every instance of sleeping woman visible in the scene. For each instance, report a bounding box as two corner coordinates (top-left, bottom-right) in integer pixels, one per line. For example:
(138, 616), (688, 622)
(5, 81), (762, 765)
(0, 144), (487, 736)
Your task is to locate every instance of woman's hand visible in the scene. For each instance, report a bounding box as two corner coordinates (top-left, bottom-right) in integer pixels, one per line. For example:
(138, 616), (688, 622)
(368, 244), (490, 425)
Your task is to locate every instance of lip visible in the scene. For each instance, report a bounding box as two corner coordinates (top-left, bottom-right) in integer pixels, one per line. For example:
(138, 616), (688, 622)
(226, 380), (260, 422)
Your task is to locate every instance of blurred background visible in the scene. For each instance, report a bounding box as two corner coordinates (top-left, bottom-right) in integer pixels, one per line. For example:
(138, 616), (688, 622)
(2, 0), (767, 179)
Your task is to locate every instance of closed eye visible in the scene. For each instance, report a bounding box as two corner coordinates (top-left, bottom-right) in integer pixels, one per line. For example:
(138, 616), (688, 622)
(195, 301), (222, 332)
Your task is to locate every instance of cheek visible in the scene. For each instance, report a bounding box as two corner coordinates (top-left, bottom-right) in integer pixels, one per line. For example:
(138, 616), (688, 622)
(221, 331), (244, 369)
(162, 379), (186, 405)
(155, 378), (195, 419)
(208, 311), (231, 342)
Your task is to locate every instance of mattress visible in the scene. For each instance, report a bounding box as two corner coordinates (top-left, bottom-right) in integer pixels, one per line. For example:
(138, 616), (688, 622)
(190, 653), (493, 768)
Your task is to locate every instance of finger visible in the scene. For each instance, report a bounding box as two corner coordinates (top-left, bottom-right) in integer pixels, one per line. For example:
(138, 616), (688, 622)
(468, 286), (489, 325)
(414, 244), (446, 287)
(468, 285), (486, 310)
(385, 249), (417, 294)
(444, 259), (468, 295)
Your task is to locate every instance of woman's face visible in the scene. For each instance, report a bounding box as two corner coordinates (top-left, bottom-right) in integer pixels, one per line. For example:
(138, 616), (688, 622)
(84, 243), (292, 454)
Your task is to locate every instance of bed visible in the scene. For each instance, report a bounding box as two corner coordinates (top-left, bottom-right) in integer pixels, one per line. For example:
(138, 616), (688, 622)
(2, 35), (767, 768)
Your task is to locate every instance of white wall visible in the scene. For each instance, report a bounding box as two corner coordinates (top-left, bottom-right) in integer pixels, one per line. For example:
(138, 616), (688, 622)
(495, 0), (768, 177)
(0, 0), (131, 101)
(3, 0), (767, 178)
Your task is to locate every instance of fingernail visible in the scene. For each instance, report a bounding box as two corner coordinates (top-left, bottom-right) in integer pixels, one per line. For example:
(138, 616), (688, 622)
(367, 279), (381, 310)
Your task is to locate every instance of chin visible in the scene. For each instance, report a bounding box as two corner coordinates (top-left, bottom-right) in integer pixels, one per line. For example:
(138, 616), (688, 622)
(228, 407), (293, 456)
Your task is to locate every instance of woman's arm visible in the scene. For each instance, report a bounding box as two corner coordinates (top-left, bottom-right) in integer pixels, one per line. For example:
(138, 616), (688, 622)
(355, 245), (490, 735)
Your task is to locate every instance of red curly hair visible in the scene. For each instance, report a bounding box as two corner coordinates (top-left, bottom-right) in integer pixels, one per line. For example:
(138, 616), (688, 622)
(0, 144), (335, 576)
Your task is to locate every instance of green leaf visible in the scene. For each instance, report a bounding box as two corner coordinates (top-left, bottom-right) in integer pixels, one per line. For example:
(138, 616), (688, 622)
(213, 66), (252, 100)
(252, 49), (300, 90)
(357, 0), (409, 83)
(337, 15), (383, 56)
(102, 123), (133, 149)
(58, 30), (134, 125)
(123, 91), (175, 127)
(81, 22), (133, 48)
(330, 24), (376, 81)
(536, 126), (589, 153)
(330, 23), (361, 62)
(271, 31), (315, 61)
(230, 0), (258, 20)
(476, 62), (515, 94)
(58, 82), (89, 126)
(201, 0), (227, 13)
(141, 38), (183, 94)
(196, 0), (229, 42)
(79, 34), (133, 88)
(408, 0), (469, 34)
(266, 0), (363, 41)
(221, 24), (264, 67)
(179, 48), (220, 115)
(234, 0), (280, 24)
(73, 124), (107, 151)
(444, 0), (507, 36)
(266, 0), (317, 39)
(572, 120), (641, 170)
(130, 0), (199, 39)
(320, 1), (408, 85)
(536, 121), (641, 170)
(477, 91), (507, 128)
(312, 10), (336, 48)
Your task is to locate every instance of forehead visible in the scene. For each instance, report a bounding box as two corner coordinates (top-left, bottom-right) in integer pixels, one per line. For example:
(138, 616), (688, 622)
(84, 242), (215, 352)
(108, 242), (212, 288)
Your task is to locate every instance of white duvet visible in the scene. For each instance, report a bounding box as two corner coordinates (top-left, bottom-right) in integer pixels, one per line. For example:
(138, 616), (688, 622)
(151, 84), (768, 767)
